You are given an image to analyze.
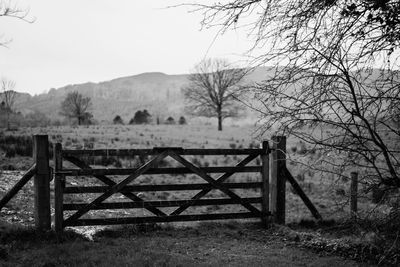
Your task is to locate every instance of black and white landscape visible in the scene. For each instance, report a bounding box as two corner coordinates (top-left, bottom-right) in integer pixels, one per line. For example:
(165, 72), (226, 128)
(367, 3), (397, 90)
(1, 1), (400, 266)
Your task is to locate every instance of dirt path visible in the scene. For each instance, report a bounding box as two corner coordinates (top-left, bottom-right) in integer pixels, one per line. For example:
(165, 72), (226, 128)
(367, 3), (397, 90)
(0, 223), (369, 267)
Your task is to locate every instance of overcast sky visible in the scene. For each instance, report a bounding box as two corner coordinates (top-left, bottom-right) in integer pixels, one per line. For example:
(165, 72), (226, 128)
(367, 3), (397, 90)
(0, 0), (256, 95)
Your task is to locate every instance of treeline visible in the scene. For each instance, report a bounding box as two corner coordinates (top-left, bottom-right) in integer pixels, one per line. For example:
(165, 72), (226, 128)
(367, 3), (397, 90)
(1, 91), (188, 128)
(0, 109), (52, 129)
(0, 109), (94, 128)
(113, 110), (187, 125)
(0, 109), (188, 128)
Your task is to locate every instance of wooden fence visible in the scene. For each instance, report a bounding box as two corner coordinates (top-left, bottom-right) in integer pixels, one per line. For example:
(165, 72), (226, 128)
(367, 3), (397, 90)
(0, 135), (322, 233)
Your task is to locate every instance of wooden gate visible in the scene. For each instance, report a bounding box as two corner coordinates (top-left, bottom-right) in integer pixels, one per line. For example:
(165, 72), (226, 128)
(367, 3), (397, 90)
(0, 135), (322, 233)
(53, 143), (272, 232)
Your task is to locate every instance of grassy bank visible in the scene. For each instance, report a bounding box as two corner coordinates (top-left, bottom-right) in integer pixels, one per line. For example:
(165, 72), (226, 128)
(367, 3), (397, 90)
(0, 221), (365, 267)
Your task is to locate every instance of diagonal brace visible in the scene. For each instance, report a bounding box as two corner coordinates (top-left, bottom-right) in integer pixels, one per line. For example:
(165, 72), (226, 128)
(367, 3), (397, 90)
(64, 151), (169, 224)
(64, 156), (167, 217)
(170, 154), (259, 216)
(0, 164), (36, 209)
(170, 154), (259, 215)
(284, 167), (322, 221)
(169, 152), (261, 216)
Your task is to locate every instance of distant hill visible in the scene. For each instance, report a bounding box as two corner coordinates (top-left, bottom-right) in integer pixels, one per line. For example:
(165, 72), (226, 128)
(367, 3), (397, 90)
(12, 67), (274, 123)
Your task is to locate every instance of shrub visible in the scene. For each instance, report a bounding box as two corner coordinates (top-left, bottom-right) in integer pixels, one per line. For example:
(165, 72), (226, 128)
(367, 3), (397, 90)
(0, 135), (32, 157)
(165, 116), (175, 124)
(178, 116), (187, 125)
(129, 110), (151, 124)
(113, 115), (124, 125)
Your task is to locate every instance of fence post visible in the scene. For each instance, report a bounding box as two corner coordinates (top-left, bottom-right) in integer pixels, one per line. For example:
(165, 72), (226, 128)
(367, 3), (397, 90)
(272, 136), (286, 224)
(33, 135), (51, 231)
(270, 139), (277, 220)
(350, 172), (358, 219)
(54, 143), (64, 233)
(261, 141), (270, 228)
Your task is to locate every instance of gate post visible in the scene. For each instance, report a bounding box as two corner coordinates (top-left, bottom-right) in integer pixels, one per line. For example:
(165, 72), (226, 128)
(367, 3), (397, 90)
(271, 136), (286, 224)
(260, 141), (270, 228)
(33, 135), (51, 231)
(54, 143), (64, 233)
(350, 172), (358, 219)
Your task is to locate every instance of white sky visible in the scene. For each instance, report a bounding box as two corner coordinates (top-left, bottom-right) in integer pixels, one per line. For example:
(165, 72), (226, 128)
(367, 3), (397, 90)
(0, 0), (255, 95)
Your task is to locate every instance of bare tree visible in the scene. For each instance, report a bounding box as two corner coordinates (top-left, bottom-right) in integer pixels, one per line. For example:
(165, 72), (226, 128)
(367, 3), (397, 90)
(182, 58), (246, 131)
(186, 1), (400, 188)
(60, 91), (92, 125)
(0, 1), (33, 47)
(1, 78), (17, 129)
(0, 2), (32, 129)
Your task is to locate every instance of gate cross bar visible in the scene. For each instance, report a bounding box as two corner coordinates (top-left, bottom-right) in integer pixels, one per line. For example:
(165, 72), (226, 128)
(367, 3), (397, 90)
(168, 151), (262, 216)
(170, 153), (259, 216)
(64, 150), (170, 225)
(64, 156), (167, 217)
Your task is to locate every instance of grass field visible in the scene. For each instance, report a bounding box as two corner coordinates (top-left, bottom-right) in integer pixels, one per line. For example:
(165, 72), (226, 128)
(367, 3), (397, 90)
(0, 124), (397, 266)
(0, 124), (381, 224)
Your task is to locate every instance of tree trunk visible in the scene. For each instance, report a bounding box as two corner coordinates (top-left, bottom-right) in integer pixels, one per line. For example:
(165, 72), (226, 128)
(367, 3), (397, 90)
(78, 116), (81, 126)
(217, 110), (223, 131)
